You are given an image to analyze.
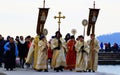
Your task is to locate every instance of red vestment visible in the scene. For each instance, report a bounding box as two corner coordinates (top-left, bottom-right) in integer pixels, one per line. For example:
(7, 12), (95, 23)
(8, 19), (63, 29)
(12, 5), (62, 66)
(65, 39), (76, 70)
(47, 47), (53, 59)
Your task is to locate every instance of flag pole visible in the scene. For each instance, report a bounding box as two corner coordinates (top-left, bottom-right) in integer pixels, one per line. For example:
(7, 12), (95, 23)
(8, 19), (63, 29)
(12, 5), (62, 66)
(43, 0), (45, 8)
(93, 1), (95, 9)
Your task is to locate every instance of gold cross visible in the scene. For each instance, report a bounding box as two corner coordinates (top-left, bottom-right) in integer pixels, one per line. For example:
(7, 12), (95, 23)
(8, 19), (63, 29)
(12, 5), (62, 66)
(54, 12), (65, 31)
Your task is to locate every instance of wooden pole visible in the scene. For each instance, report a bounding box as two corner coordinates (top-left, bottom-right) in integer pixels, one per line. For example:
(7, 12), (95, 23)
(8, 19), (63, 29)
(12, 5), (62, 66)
(43, 0), (45, 8)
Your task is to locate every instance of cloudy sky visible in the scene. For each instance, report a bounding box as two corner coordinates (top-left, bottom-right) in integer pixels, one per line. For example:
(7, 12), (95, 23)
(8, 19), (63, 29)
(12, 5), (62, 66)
(0, 0), (120, 40)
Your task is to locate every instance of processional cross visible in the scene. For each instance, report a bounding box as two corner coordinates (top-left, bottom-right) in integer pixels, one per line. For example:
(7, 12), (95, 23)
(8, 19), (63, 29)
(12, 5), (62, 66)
(54, 12), (65, 31)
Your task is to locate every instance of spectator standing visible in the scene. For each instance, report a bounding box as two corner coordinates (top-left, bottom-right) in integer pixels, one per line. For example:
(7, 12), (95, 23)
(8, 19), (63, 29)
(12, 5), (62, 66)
(0, 34), (5, 67)
(24, 36), (31, 58)
(18, 36), (26, 68)
(4, 37), (18, 70)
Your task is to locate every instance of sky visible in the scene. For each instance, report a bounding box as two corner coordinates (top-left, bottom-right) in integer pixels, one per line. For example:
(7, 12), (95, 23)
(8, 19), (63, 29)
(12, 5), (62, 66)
(0, 0), (120, 40)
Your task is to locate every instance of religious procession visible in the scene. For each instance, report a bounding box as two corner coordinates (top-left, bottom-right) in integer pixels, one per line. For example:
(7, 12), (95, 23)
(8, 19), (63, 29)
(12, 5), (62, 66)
(24, 0), (100, 72)
(24, 31), (100, 72)
(0, 0), (100, 73)
(0, 30), (100, 73)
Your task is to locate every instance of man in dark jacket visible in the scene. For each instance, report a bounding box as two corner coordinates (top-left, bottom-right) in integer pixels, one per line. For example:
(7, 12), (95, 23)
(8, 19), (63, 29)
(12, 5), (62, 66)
(18, 36), (26, 68)
(4, 37), (18, 71)
(0, 34), (5, 67)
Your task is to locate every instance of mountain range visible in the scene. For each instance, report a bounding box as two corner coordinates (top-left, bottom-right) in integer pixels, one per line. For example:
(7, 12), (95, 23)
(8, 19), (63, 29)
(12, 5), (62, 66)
(97, 32), (120, 45)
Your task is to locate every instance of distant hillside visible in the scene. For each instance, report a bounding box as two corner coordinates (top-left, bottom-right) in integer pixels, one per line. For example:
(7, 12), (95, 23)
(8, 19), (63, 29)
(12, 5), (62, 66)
(97, 32), (120, 45)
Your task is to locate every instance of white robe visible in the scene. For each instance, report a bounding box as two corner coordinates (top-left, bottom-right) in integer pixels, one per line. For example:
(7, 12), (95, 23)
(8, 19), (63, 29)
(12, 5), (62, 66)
(87, 39), (100, 71)
(51, 38), (67, 68)
(75, 41), (89, 71)
(26, 40), (34, 64)
(35, 40), (47, 70)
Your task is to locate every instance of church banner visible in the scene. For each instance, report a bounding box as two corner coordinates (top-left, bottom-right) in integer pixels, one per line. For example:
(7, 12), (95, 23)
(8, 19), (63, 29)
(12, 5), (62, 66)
(87, 8), (100, 36)
(36, 8), (49, 35)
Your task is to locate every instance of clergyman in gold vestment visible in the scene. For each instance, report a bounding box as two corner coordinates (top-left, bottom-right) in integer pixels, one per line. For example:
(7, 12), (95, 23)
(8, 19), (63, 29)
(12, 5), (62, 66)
(26, 35), (48, 72)
(87, 34), (100, 72)
(75, 35), (89, 72)
(51, 31), (67, 72)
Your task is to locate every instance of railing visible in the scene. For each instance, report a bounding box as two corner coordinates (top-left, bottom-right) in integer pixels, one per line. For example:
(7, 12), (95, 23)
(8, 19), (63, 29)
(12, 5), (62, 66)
(98, 52), (120, 65)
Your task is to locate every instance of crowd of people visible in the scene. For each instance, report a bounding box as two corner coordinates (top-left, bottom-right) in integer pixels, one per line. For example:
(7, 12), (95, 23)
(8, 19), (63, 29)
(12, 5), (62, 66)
(0, 32), (100, 73)
(0, 35), (33, 70)
(99, 42), (120, 52)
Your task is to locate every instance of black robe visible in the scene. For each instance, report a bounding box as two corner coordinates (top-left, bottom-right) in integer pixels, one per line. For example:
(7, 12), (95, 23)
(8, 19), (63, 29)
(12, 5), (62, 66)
(4, 43), (16, 69)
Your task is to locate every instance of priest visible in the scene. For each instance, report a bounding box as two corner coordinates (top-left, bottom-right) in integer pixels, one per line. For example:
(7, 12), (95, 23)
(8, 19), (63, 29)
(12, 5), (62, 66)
(26, 34), (48, 72)
(75, 35), (89, 72)
(87, 34), (100, 72)
(65, 35), (76, 71)
(51, 31), (67, 72)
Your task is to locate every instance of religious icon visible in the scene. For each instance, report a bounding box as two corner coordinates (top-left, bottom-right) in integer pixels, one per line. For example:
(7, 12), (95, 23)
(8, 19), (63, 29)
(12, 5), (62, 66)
(41, 12), (46, 21)
(87, 8), (100, 36)
(92, 12), (96, 22)
(40, 24), (43, 33)
(36, 8), (49, 35)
